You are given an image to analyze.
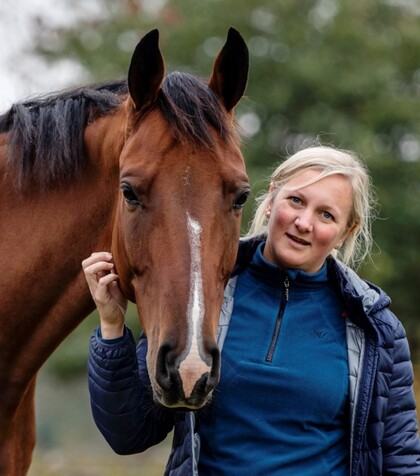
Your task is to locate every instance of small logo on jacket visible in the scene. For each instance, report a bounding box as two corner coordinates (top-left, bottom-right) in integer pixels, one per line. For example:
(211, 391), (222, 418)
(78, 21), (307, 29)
(310, 329), (329, 341)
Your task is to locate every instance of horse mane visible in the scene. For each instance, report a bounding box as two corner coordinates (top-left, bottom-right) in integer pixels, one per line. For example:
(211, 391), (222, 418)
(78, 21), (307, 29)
(0, 80), (128, 190)
(0, 73), (238, 191)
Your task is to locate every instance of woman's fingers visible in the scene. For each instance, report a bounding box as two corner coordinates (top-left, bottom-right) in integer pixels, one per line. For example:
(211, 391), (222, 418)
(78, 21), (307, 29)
(82, 253), (115, 288)
(82, 253), (113, 275)
(82, 253), (127, 339)
(82, 252), (128, 321)
(82, 251), (113, 268)
(84, 261), (114, 279)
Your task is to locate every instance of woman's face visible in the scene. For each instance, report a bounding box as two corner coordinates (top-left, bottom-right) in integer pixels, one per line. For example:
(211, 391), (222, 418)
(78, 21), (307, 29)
(263, 169), (354, 273)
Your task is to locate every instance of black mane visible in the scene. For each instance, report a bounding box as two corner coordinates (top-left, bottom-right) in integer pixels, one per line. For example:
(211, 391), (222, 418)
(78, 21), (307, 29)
(0, 73), (236, 190)
(0, 80), (128, 190)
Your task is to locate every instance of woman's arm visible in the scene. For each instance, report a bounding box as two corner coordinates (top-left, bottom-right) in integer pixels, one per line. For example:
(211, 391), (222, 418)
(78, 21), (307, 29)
(382, 320), (420, 474)
(83, 252), (176, 454)
(88, 328), (176, 454)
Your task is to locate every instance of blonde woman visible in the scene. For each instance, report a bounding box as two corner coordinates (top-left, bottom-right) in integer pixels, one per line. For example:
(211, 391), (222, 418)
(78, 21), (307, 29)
(84, 145), (420, 475)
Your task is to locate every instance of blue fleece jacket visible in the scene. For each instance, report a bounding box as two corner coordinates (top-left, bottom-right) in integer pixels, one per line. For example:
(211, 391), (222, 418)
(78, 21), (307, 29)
(196, 243), (349, 475)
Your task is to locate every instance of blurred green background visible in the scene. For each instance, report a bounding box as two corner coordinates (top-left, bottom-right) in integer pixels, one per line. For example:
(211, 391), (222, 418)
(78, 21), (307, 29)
(11, 0), (419, 473)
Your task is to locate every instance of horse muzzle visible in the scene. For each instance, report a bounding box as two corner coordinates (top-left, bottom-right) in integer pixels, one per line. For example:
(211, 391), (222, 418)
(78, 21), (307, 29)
(153, 341), (220, 409)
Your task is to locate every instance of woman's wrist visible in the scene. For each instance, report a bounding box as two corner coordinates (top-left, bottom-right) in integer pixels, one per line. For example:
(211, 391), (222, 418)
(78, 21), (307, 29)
(100, 321), (125, 339)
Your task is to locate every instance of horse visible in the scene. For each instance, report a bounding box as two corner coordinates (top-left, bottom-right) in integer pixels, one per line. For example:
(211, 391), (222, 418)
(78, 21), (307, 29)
(0, 27), (249, 475)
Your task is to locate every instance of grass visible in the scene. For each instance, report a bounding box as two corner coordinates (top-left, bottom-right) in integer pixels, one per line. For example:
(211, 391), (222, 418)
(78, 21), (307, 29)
(29, 452), (167, 476)
(28, 372), (170, 476)
(415, 366), (420, 420)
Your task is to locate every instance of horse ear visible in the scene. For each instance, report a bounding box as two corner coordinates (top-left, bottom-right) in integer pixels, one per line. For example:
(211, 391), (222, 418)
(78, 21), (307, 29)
(208, 27), (249, 112)
(128, 29), (165, 112)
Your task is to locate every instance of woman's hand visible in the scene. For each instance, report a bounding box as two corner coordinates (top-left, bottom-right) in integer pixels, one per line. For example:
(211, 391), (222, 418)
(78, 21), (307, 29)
(82, 252), (128, 339)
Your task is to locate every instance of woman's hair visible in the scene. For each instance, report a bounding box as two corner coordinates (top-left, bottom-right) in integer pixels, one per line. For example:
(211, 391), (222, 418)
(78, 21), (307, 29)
(246, 145), (377, 269)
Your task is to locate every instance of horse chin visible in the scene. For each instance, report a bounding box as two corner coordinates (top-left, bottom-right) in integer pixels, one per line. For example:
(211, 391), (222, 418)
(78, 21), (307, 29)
(151, 375), (216, 411)
(153, 387), (214, 411)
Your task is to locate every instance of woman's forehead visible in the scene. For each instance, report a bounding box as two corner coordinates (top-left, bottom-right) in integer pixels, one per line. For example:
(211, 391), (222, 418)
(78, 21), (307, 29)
(281, 168), (350, 191)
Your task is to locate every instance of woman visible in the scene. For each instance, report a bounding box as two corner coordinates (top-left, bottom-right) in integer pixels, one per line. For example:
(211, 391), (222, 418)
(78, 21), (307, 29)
(83, 145), (420, 475)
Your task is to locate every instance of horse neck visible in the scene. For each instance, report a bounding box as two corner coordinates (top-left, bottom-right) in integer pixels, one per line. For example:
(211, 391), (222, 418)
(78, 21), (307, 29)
(0, 108), (127, 385)
(82, 107), (127, 244)
(85, 106), (126, 169)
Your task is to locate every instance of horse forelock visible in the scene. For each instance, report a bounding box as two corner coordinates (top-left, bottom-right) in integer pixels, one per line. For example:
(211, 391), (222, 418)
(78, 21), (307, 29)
(0, 80), (128, 190)
(157, 72), (239, 149)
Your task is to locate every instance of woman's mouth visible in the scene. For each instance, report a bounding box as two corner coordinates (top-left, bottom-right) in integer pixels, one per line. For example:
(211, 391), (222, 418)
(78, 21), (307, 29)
(286, 233), (310, 247)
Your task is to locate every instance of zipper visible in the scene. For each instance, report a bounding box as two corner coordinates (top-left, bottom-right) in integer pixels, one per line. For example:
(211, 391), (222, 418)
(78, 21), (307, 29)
(265, 277), (289, 363)
(350, 334), (377, 476)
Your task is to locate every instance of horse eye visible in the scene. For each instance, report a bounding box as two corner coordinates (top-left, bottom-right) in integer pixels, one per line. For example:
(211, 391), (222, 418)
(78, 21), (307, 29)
(121, 184), (141, 206)
(233, 190), (251, 210)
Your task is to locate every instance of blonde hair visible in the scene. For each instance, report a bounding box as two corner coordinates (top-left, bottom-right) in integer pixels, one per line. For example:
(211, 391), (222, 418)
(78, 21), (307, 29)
(246, 146), (377, 269)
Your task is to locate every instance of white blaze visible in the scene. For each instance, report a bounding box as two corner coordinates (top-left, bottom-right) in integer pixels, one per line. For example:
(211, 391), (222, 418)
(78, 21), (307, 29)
(178, 213), (210, 397)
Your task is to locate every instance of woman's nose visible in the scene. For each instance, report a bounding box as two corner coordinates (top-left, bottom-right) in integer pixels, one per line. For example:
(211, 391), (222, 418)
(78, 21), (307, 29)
(295, 213), (313, 232)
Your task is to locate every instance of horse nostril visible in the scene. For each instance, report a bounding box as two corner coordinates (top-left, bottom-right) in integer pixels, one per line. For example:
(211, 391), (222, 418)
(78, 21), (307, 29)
(193, 372), (211, 396)
(155, 342), (178, 392)
(206, 345), (221, 390)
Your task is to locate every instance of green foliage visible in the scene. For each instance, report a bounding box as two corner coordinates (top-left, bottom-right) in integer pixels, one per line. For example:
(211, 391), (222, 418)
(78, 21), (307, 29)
(32, 0), (420, 366)
(44, 305), (141, 379)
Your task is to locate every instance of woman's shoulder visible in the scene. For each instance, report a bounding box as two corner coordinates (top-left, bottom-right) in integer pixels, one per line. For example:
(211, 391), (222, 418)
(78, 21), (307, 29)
(327, 258), (403, 333)
(328, 259), (387, 305)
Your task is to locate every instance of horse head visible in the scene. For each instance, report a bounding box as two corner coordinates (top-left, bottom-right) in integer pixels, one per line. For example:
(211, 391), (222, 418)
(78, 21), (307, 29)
(112, 28), (249, 409)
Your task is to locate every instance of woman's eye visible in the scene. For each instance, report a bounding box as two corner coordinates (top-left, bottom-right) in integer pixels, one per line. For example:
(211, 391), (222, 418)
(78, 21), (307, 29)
(121, 184), (141, 206)
(322, 211), (334, 220)
(233, 191), (251, 210)
(290, 196), (301, 205)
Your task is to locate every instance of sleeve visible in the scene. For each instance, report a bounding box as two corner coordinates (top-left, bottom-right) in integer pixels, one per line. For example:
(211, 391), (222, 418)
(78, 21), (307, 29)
(382, 320), (420, 474)
(88, 326), (176, 455)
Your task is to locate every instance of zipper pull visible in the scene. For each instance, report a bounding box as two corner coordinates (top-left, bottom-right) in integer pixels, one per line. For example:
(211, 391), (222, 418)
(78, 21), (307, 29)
(284, 277), (289, 301)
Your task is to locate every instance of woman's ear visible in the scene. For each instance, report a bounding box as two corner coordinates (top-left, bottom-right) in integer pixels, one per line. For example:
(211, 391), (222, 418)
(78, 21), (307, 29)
(268, 182), (276, 194)
(336, 223), (359, 249)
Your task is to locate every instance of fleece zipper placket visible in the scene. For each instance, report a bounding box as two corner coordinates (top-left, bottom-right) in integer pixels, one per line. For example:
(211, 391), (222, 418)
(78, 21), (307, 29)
(265, 276), (289, 363)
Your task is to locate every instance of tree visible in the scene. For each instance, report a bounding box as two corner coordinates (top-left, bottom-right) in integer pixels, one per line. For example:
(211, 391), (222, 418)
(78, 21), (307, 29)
(29, 0), (420, 358)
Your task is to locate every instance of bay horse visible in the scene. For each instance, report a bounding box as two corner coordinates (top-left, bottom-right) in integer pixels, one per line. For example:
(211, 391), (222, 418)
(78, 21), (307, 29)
(0, 28), (249, 475)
